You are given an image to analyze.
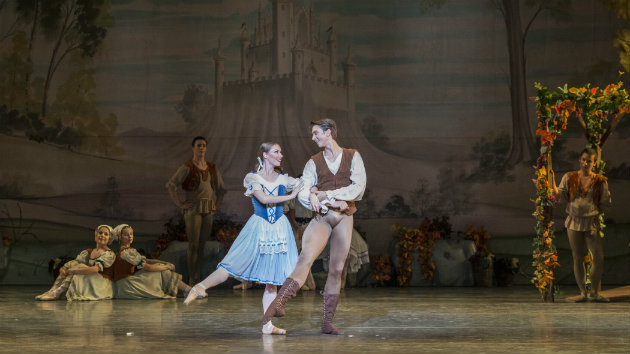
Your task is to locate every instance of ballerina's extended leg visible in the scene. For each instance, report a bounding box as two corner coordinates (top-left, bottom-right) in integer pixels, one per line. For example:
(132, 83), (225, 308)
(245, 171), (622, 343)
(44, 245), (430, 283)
(261, 285), (286, 335)
(183, 267), (230, 305)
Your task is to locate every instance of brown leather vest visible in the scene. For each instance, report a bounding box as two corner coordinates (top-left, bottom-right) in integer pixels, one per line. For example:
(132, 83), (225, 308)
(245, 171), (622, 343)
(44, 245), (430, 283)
(311, 148), (357, 216)
(566, 171), (607, 206)
(112, 247), (137, 282)
(86, 248), (114, 281)
(182, 160), (217, 192)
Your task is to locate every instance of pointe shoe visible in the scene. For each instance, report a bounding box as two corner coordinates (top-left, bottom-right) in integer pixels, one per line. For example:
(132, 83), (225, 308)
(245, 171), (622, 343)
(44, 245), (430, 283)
(183, 284), (206, 305)
(262, 322), (287, 335)
(38, 286), (67, 301)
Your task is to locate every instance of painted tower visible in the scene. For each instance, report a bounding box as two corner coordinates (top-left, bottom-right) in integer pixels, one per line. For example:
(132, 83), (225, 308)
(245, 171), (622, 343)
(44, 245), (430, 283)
(207, 0), (358, 180)
(202, 0), (428, 218)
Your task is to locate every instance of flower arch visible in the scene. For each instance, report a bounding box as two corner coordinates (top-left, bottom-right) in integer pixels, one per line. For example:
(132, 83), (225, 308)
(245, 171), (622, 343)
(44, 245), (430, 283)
(532, 80), (630, 302)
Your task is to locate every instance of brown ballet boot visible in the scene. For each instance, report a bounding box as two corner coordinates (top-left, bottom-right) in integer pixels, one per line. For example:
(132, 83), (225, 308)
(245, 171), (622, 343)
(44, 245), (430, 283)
(262, 277), (299, 324)
(321, 293), (343, 335)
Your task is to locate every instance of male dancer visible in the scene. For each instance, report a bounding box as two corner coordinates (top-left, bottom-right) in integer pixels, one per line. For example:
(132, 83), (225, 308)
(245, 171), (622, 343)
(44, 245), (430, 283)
(262, 118), (367, 335)
(166, 136), (226, 284)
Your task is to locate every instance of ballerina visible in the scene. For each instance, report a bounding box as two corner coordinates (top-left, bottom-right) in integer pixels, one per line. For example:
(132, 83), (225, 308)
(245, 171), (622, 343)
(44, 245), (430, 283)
(184, 142), (303, 335)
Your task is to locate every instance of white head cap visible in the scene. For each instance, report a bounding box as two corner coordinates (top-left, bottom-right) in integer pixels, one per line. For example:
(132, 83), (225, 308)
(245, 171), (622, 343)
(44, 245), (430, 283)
(113, 224), (131, 243)
(95, 225), (115, 245)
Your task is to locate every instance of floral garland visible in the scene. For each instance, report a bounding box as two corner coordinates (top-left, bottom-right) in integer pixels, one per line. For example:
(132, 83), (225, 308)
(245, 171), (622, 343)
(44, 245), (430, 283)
(392, 224), (416, 286)
(213, 222), (240, 250)
(392, 218), (441, 286)
(369, 254), (392, 286)
(152, 214), (242, 258)
(464, 226), (491, 254)
(152, 214), (187, 258)
(532, 80), (630, 301)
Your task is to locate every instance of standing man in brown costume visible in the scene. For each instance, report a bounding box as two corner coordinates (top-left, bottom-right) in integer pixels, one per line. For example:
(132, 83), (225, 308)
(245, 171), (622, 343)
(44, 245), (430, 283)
(262, 118), (367, 335)
(552, 147), (612, 302)
(166, 136), (227, 284)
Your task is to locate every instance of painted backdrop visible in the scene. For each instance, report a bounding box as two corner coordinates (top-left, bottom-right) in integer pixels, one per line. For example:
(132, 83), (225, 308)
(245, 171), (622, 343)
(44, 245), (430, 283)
(1, 0), (628, 283)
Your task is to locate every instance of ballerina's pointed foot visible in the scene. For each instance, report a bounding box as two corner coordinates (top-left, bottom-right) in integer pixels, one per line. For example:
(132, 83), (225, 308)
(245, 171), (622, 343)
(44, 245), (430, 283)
(262, 321), (286, 335)
(183, 284), (207, 305)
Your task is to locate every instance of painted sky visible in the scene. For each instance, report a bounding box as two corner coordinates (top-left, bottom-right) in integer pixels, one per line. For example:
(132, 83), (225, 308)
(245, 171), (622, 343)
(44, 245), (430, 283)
(80, 0), (626, 143)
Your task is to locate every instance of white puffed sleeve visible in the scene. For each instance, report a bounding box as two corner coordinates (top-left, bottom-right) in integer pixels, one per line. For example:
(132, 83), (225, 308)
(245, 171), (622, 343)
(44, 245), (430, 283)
(95, 250), (116, 272)
(243, 172), (262, 197)
(284, 174), (301, 193)
(74, 250), (90, 265)
(297, 159), (317, 210)
(120, 248), (147, 269)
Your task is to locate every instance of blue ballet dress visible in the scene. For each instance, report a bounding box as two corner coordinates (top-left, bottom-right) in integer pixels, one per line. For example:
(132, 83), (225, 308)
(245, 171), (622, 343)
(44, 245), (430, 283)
(217, 173), (299, 285)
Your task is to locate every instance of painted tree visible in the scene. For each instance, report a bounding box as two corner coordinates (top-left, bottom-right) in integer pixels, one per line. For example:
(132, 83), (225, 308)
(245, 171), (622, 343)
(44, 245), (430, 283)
(1, 0), (19, 43)
(420, 0), (574, 165)
(14, 0), (43, 108)
(600, 0), (629, 71)
(0, 30), (30, 111)
(492, 0), (576, 166)
(37, 0), (112, 118)
(47, 55), (122, 157)
(176, 84), (209, 126)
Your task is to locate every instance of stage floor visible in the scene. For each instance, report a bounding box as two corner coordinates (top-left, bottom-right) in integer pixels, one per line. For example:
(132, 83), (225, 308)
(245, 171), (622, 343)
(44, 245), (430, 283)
(0, 286), (628, 354)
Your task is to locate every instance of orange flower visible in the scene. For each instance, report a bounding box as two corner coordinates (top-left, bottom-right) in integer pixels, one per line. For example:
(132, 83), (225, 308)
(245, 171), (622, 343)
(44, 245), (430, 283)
(591, 87), (597, 95)
(553, 105), (561, 114)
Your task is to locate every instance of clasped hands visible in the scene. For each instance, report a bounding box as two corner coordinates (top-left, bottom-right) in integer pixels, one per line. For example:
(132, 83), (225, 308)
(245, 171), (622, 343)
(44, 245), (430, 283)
(309, 189), (348, 213)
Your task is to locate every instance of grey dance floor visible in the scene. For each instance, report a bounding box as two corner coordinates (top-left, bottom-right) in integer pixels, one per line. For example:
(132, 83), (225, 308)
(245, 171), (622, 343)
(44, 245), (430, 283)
(0, 285), (628, 354)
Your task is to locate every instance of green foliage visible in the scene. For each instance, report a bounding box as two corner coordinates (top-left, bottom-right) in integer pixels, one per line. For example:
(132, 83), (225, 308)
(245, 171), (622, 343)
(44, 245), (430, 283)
(613, 29), (629, 72)
(407, 170), (472, 219)
(0, 30), (32, 112)
(152, 212), (187, 258)
(354, 188), (377, 219)
(380, 194), (415, 218)
(46, 59), (123, 156)
(436, 167), (473, 216)
(176, 84), (209, 125)
(409, 178), (437, 218)
(468, 132), (515, 183)
(599, 0), (629, 20)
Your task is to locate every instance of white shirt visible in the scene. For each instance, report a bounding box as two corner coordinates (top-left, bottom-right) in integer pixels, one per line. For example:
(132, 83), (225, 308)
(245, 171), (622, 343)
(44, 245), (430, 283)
(297, 150), (367, 213)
